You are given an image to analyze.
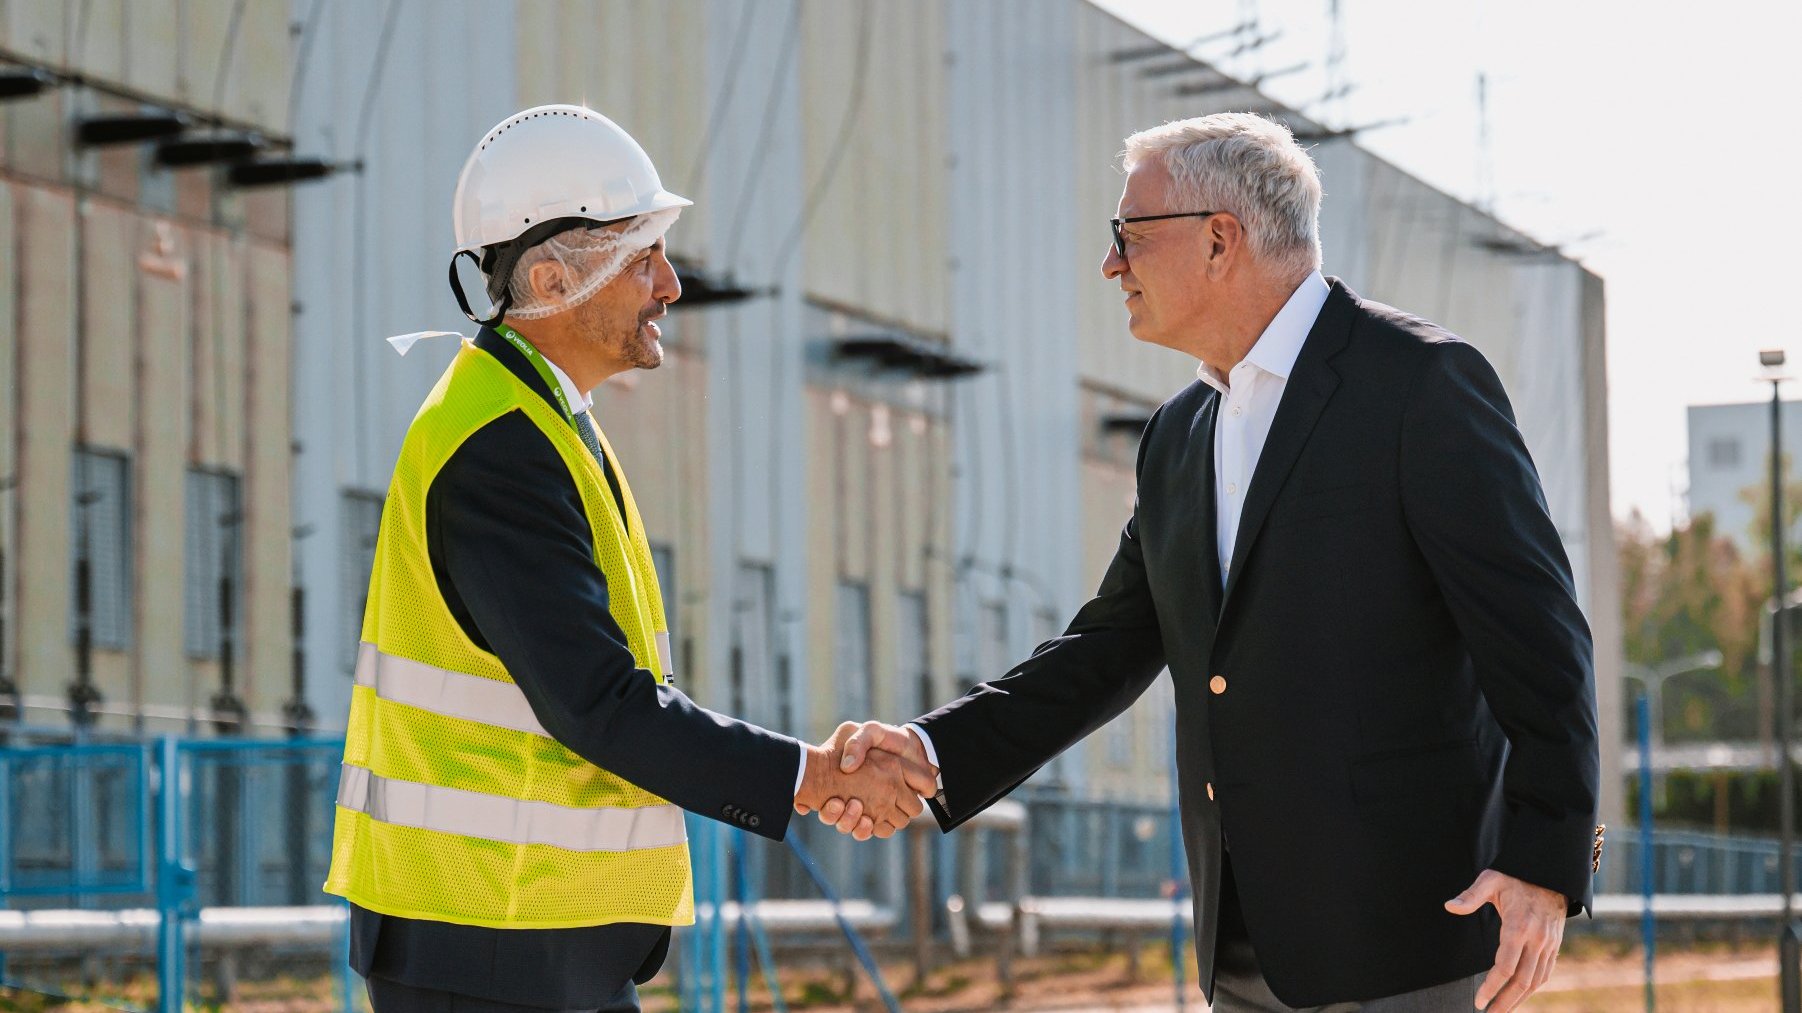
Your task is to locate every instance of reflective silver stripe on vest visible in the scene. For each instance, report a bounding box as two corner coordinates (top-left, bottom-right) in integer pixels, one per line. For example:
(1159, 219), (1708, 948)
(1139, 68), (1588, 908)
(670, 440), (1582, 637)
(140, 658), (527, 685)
(655, 631), (672, 679)
(337, 764), (687, 852)
(355, 642), (550, 738)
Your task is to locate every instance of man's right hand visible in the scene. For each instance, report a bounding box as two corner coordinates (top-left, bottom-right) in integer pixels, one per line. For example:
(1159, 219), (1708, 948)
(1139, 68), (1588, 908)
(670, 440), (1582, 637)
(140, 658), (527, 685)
(793, 722), (936, 840)
(807, 721), (934, 837)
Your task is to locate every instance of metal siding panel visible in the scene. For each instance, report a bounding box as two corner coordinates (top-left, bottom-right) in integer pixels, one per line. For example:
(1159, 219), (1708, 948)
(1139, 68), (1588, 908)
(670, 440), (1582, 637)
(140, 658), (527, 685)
(80, 200), (136, 450)
(122, 0), (180, 99)
(3, 1), (68, 63)
(180, 0), (231, 106)
(193, 229), (247, 469)
(16, 185), (76, 699)
(136, 237), (189, 720)
(79, 0), (128, 87)
(244, 242), (292, 713)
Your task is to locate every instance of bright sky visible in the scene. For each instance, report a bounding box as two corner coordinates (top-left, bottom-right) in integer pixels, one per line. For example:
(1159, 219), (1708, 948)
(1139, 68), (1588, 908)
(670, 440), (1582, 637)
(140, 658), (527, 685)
(1094, 0), (1802, 534)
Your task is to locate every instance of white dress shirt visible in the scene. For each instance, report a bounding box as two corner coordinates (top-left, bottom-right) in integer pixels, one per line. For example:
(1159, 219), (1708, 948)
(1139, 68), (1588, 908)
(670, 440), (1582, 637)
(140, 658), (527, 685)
(545, 354), (812, 797)
(1196, 271), (1329, 584)
(541, 357), (595, 416)
(904, 273), (1330, 805)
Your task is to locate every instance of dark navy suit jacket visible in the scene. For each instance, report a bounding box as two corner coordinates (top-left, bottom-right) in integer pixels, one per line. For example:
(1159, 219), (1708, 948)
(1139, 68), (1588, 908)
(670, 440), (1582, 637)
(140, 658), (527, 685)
(915, 281), (1599, 1007)
(350, 327), (802, 1008)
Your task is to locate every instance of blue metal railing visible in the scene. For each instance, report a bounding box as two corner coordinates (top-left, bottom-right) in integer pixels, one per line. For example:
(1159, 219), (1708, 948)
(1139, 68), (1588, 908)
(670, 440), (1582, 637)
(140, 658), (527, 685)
(0, 734), (350, 1013)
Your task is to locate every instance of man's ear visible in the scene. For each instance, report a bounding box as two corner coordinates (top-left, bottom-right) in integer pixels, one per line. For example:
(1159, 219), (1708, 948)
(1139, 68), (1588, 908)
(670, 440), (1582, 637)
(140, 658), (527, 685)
(528, 259), (570, 302)
(1203, 213), (1245, 277)
(1206, 213), (1243, 262)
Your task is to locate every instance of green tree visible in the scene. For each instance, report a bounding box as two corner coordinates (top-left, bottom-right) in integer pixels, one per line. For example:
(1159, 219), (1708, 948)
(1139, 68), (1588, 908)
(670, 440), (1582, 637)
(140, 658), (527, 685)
(1618, 509), (1764, 740)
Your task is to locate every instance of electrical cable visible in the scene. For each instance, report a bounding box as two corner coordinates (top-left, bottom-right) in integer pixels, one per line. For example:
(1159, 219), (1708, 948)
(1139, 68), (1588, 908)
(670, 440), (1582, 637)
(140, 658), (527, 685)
(764, 0), (873, 290)
(720, 0), (802, 280)
(760, 4), (876, 726)
(286, 0), (329, 139)
(681, 0), (758, 199)
(211, 0), (249, 115)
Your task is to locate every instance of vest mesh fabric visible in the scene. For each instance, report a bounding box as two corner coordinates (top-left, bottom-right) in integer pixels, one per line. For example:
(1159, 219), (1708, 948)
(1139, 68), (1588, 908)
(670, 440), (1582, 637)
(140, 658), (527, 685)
(324, 341), (690, 929)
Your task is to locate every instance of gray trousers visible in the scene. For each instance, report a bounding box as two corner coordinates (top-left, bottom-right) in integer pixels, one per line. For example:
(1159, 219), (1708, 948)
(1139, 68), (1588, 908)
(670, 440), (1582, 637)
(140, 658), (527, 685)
(1211, 935), (1484, 1012)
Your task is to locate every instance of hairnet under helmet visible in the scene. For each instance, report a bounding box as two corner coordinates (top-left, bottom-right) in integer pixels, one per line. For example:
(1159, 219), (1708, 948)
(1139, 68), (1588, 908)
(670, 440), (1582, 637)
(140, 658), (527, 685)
(448, 104), (690, 325)
(502, 208), (680, 320)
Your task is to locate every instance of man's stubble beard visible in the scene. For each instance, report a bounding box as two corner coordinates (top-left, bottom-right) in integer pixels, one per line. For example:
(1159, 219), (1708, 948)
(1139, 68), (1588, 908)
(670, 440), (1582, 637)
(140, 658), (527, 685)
(577, 302), (663, 371)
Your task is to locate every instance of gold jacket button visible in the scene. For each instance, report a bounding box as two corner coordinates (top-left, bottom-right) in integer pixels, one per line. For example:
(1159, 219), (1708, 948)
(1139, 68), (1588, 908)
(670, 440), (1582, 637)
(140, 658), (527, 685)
(1210, 675), (1227, 695)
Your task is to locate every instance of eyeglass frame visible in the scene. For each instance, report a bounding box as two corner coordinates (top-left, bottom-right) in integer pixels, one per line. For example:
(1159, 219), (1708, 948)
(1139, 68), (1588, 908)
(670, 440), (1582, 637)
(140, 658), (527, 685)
(1109, 211), (1221, 261)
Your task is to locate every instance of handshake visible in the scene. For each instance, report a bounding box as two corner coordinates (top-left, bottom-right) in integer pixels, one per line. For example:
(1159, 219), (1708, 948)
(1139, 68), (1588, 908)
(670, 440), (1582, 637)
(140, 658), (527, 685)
(792, 721), (937, 841)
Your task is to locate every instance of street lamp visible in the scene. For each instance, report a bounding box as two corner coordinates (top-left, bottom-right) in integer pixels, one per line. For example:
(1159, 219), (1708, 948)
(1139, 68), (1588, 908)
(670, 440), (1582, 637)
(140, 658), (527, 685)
(1622, 649), (1724, 804)
(1760, 348), (1799, 1013)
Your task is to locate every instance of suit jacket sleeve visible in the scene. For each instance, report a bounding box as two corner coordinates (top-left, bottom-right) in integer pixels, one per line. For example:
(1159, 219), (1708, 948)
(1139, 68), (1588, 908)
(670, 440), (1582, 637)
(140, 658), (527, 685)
(430, 411), (801, 842)
(1399, 340), (1600, 916)
(914, 408), (1169, 831)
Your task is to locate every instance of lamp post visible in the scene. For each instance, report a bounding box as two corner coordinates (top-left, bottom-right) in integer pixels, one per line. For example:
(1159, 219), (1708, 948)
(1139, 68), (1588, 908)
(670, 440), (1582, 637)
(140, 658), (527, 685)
(1622, 650), (1724, 805)
(1760, 347), (1800, 1013)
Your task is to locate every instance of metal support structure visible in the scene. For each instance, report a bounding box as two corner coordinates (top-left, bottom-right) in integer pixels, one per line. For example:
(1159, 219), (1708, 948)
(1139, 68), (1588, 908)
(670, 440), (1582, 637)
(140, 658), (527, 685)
(155, 737), (196, 1013)
(908, 822), (933, 985)
(733, 831), (751, 1013)
(1638, 693), (1655, 1013)
(1765, 349), (1802, 1013)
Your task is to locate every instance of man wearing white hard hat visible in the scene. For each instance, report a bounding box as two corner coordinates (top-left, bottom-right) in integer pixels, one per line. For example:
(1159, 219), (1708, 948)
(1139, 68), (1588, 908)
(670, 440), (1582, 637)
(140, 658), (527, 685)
(322, 104), (936, 1013)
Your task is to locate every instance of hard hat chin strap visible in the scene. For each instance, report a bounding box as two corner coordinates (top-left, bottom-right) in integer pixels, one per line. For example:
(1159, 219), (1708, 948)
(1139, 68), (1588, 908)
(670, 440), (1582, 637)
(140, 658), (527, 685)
(449, 250), (509, 327)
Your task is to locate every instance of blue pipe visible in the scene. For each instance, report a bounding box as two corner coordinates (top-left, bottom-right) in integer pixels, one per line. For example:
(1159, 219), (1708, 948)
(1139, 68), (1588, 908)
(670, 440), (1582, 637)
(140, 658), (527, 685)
(1639, 692), (1655, 1013)
(784, 831), (902, 1013)
(156, 736), (195, 1013)
(733, 830), (750, 1013)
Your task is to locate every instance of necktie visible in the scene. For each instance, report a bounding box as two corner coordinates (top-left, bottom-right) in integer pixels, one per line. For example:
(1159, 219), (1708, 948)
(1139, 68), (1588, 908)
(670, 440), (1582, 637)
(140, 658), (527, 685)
(571, 409), (606, 465)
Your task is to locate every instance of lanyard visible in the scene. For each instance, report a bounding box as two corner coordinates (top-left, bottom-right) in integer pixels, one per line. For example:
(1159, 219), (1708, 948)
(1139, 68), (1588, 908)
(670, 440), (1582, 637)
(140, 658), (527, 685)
(493, 323), (577, 428)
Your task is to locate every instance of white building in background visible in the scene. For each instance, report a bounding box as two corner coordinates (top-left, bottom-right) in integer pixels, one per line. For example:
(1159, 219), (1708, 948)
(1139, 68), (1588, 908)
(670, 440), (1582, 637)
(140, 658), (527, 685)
(287, 0), (1621, 894)
(1686, 400), (1802, 553)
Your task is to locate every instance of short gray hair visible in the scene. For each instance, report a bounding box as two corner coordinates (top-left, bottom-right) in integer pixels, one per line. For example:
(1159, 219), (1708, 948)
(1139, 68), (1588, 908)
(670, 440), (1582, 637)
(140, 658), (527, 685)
(1122, 113), (1322, 275)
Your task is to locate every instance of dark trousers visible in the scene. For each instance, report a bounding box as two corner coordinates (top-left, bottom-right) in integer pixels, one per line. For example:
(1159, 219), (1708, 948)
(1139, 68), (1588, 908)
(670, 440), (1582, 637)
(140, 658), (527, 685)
(365, 976), (640, 1013)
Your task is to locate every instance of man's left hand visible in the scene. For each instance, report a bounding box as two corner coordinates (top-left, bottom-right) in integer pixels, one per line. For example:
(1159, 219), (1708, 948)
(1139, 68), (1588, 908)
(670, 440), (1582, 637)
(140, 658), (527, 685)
(1445, 868), (1566, 1012)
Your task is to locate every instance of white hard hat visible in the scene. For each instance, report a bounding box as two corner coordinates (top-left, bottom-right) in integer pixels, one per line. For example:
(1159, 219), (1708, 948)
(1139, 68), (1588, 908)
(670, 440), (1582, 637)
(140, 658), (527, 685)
(448, 104), (692, 323)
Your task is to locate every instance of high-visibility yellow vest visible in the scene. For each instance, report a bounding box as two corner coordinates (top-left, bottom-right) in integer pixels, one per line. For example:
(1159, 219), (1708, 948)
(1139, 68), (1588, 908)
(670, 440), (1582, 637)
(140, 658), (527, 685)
(323, 337), (692, 930)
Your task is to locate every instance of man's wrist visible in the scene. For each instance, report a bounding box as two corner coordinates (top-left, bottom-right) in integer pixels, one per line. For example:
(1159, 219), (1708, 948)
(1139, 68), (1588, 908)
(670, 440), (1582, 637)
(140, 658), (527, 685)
(904, 723), (944, 792)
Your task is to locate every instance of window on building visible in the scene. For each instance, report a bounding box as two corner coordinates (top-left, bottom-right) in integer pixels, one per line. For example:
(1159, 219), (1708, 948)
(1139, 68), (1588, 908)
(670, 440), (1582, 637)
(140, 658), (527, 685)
(835, 581), (873, 720)
(341, 491), (384, 670)
(184, 470), (243, 659)
(70, 449), (132, 650)
(896, 591), (930, 714)
(1708, 437), (1742, 469)
(733, 563), (776, 725)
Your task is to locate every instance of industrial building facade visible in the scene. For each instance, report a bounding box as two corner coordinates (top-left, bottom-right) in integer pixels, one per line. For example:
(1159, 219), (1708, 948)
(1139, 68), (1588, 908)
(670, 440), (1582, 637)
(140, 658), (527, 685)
(0, 0), (1621, 900)
(0, 1), (295, 736)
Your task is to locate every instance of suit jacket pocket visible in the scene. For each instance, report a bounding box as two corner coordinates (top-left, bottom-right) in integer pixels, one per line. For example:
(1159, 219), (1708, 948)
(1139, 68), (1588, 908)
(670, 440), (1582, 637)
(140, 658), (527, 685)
(1268, 481), (1374, 529)
(1350, 738), (1482, 810)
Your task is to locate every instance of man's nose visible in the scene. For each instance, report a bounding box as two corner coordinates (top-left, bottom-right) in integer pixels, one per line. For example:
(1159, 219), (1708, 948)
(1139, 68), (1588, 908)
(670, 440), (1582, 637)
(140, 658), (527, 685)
(1101, 244), (1126, 280)
(653, 253), (682, 305)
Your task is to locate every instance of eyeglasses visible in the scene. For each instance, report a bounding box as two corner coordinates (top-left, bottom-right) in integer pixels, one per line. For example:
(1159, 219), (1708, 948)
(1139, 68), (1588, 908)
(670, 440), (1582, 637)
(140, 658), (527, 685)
(1109, 211), (1220, 261)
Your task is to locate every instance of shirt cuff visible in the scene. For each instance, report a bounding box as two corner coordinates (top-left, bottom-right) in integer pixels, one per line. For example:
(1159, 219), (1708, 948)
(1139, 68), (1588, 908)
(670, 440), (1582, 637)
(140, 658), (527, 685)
(904, 723), (945, 791)
(794, 743), (808, 798)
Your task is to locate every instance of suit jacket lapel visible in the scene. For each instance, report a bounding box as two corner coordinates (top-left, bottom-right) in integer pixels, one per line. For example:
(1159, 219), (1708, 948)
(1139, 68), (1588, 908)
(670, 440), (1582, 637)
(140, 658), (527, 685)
(1218, 281), (1356, 617)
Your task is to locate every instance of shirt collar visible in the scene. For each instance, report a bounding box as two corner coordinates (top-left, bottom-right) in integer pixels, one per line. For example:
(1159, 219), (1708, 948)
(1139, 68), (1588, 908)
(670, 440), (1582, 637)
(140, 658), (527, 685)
(541, 356), (594, 415)
(1195, 271), (1330, 394)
